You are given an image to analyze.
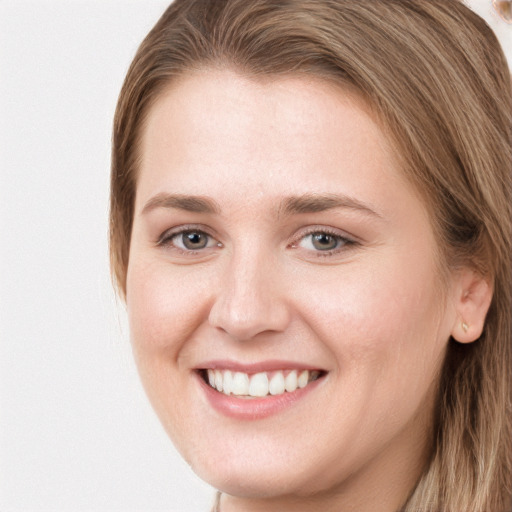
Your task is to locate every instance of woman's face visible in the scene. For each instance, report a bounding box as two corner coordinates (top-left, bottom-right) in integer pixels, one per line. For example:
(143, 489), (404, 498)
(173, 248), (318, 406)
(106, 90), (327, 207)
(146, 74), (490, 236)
(127, 70), (460, 508)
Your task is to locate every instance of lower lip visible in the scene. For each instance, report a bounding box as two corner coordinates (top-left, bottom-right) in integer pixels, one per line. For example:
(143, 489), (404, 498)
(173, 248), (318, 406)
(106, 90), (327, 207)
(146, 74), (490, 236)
(196, 372), (324, 420)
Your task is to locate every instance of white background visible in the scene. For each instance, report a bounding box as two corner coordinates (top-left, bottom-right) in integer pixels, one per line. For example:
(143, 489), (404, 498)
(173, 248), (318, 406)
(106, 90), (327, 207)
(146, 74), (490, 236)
(0, 1), (510, 511)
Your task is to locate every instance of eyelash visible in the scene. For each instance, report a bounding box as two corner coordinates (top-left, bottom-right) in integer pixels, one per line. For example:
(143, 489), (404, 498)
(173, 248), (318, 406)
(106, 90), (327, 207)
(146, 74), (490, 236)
(156, 225), (357, 258)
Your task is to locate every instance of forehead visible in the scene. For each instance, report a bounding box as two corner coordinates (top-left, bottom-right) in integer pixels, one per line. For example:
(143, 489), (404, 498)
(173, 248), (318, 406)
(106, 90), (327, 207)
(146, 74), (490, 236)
(142, 69), (378, 145)
(136, 69), (406, 204)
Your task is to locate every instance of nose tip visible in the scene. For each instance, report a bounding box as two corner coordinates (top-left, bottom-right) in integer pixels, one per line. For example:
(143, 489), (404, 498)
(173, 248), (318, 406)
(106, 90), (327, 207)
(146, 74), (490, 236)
(208, 260), (291, 341)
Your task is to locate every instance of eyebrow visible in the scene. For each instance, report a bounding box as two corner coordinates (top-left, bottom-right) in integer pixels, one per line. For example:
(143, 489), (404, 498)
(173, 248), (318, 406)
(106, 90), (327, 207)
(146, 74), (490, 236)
(141, 192), (381, 218)
(141, 193), (221, 215)
(279, 193), (382, 218)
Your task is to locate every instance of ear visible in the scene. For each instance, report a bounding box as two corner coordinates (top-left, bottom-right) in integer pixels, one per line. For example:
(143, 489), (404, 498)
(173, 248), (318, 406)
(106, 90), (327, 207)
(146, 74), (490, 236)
(451, 268), (493, 343)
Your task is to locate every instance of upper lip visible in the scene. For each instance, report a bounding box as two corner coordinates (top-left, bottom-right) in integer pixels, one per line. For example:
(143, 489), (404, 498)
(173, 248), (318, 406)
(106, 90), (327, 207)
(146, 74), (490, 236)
(195, 359), (326, 373)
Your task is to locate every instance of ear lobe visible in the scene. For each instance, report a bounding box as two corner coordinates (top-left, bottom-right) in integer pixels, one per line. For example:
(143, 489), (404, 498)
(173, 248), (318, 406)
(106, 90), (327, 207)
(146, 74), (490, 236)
(451, 269), (493, 343)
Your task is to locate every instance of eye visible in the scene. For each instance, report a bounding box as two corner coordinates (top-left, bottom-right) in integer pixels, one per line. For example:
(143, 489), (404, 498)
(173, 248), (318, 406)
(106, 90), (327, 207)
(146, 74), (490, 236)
(294, 229), (356, 255)
(158, 227), (221, 253)
(176, 231), (211, 250)
(306, 232), (341, 251)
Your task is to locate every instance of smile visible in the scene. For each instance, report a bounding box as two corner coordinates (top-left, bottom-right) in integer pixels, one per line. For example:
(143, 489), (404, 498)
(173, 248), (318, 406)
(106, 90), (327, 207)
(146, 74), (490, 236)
(202, 369), (324, 398)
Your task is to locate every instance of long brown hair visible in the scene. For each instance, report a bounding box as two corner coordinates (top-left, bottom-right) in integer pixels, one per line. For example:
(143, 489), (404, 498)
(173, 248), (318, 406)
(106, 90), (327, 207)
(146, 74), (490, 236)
(110, 1), (512, 509)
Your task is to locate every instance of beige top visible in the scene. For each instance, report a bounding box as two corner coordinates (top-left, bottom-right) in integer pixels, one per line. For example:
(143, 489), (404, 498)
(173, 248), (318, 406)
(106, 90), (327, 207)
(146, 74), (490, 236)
(211, 491), (221, 512)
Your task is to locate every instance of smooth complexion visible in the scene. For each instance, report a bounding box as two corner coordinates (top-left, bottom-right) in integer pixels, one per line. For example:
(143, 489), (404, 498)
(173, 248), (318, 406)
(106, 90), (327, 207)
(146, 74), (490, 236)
(126, 70), (488, 512)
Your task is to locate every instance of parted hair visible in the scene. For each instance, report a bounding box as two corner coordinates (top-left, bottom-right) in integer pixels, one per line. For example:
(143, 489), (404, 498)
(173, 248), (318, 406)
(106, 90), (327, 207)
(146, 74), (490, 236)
(110, 1), (512, 510)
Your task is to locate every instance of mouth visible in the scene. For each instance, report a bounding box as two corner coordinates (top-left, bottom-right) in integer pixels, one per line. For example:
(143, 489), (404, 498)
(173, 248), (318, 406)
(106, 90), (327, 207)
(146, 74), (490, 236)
(198, 368), (326, 398)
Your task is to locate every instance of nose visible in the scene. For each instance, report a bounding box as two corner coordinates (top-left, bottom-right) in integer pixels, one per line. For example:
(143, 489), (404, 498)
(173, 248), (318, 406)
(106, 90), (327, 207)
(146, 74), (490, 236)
(208, 248), (291, 341)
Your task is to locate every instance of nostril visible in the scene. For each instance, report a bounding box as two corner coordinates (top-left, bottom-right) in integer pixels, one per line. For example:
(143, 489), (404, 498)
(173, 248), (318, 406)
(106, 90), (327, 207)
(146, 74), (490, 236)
(208, 292), (292, 341)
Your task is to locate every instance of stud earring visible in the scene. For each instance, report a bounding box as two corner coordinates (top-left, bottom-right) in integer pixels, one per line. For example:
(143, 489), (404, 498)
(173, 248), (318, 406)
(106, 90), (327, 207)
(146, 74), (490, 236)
(462, 321), (469, 333)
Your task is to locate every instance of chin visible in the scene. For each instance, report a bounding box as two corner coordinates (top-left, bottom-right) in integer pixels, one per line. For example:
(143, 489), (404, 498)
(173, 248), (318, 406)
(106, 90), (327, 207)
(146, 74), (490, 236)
(182, 431), (347, 501)
(194, 459), (314, 499)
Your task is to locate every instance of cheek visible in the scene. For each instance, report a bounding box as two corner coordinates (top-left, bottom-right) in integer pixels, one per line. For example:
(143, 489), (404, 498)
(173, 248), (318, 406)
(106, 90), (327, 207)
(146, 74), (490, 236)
(298, 258), (448, 456)
(125, 259), (210, 438)
(126, 259), (211, 357)
(298, 253), (448, 384)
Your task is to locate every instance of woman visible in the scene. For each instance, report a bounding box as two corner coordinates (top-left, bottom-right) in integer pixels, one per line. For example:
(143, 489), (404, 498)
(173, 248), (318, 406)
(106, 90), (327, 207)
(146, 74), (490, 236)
(110, 1), (512, 510)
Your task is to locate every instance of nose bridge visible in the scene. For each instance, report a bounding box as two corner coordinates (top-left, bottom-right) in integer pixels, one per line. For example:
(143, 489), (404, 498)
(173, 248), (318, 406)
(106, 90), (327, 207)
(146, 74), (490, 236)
(208, 241), (290, 340)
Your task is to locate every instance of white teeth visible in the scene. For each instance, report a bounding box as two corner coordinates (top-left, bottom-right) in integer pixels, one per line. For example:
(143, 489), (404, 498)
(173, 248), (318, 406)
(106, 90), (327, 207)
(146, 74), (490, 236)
(249, 372), (269, 397)
(298, 370), (309, 389)
(269, 372), (285, 395)
(204, 369), (322, 397)
(222, 370), (233, 395)
(232, 372), (250, 395)
(284, 370), (298, 392)
(214, 369), (223, 391)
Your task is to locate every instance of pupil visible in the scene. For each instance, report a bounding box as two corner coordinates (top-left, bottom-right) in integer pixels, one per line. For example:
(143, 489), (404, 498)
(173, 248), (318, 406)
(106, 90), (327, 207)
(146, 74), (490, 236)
(312, 232), (337, 250)
(184, 232), (206, 249)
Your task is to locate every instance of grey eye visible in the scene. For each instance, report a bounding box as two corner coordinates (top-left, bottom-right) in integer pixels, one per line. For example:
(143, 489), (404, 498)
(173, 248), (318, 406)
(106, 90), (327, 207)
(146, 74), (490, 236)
(178, 231), (210, 250)
(310, 232), (340, 251)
